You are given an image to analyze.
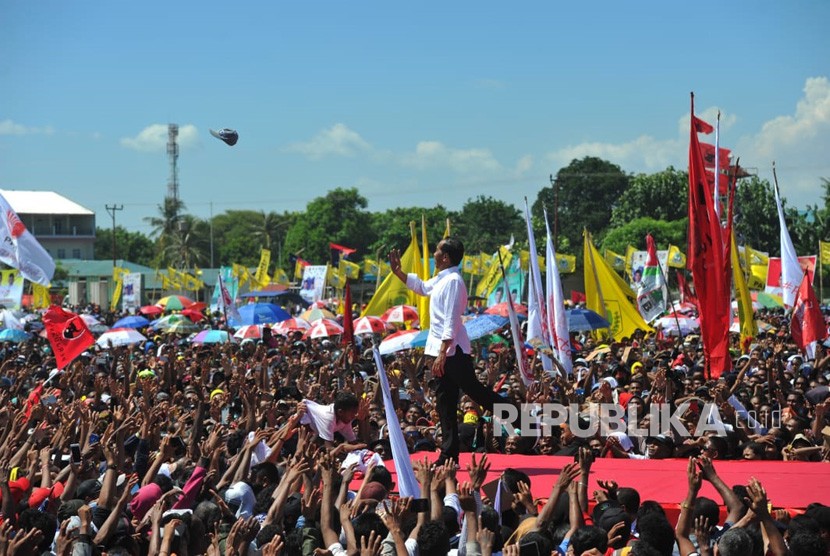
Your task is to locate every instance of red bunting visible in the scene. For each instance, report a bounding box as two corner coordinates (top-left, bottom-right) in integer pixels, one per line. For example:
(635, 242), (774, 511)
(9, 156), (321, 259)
(791, 273), (828, 351)
(42, 306), (94, 370)
(699, 142), (731, 168)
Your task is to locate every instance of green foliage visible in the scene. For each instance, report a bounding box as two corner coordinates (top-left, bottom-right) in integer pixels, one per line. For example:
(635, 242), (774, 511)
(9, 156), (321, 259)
(533, 157), (630, 250)
(601, 217), (688, 255)
(212, 210), (271, 267)
(282, 188), (377, 263)
(611, 167), (688, 226)
(370, 206), (455, 254)
(454, 195), (524, 253)
(94, 226), (155, 266)
(732, 176), (781, 252)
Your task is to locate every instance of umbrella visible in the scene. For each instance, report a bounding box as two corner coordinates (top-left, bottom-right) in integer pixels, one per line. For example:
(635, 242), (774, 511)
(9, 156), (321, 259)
(96, 328), (147, 348)
(233, 325), (263, 340)
(379, 329), (429, 355)
(305, 319), (344, 339)
(273, 318), (312, 333)
(353, 316), (389, 335)
(381, 305), (419, 323)
(181, 308), (206, 322)
(465, 315), (509, 341)
(669, 301), (697, 315)
(731, 299), (762, 312)
(139, 305), (163, 316)
(191, 330), (232, 344)
(655, 316), (700, 336)
(300, 307), (337, 322)
(112, 315), (150, 329)
(484, 302), (528, 318)
(729, 318), (774, 334)
(566, 308), (610, 332)
(230, 303), (291, 326)
(0, 329), (29, 343)
(80, 314), (101, 327)
(156, 295), (195, 311)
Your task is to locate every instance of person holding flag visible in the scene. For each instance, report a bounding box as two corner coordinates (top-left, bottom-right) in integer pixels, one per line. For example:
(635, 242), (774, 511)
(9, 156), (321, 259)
(389, 237), (505, 465)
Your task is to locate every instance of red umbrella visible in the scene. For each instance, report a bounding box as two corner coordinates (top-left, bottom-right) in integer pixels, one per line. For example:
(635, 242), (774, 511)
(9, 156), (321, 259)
(381, 305), (419, 323)
(353, 316), (389, 335)
(139, 305), (163, 316)
(273, 318), (311, 333)
(181, 309), (206, 322)
(304, 319), (344, 339)
(484, 302), (528, 318)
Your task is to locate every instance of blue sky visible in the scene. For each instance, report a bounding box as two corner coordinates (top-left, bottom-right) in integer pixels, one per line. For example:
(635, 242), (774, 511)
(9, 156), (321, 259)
(1, 1), (829, 236)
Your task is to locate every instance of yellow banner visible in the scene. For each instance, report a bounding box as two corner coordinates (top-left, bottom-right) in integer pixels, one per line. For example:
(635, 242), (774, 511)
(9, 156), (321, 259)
(475, 247), (512, 299)
(328, 266), (346, 289)
(731, 231), (757, 351)
(32, 283), (50, 309)
(110, 279), (123, 311)
(821, 241), (830, 266)
(604, 249), (626, 273)
(274, 268), (290, 286)
(362, 222), (420, 316)
(166, 267), (182, 289)
(624, 245), (636, 278)
(339, 259), (361, 280)
(420, 215), (430, 329)
(255, 249), (271, 288)
(556, 254), (576, 274)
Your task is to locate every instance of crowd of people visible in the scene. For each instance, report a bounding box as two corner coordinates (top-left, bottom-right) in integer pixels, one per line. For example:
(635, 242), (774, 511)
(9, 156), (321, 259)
(0, 261), (826, 553)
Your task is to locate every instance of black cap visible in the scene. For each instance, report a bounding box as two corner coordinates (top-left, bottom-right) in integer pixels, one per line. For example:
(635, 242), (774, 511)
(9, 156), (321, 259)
(209, 128), (238, 146)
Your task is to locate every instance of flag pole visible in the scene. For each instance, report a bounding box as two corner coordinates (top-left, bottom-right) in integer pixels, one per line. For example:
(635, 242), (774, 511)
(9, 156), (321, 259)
(820, 240), (824, 304)
(658, 258), (685, 342)
(497, 249), (527, 382)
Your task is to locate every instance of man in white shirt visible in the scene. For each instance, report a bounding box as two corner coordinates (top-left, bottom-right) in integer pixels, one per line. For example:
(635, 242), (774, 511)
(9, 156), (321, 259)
(390, 237), (505, 465)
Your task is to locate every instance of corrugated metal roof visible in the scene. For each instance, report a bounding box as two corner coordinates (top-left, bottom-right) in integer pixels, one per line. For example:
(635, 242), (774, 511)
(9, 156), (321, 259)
(0, 190), (94, 216)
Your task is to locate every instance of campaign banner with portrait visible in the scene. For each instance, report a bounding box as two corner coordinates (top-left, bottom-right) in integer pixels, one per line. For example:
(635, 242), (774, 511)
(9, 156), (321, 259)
(300, 265), (328, 304)
(121, 273), (142, 313)
(0, 270), (24, 310)
(628, 250), (669, 290)
(488, 256), (525, 306)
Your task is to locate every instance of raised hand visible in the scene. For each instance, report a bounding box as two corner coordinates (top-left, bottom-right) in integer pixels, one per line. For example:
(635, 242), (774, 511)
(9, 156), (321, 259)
(359, 530), (382, 556)
(466, 453), (490, 490)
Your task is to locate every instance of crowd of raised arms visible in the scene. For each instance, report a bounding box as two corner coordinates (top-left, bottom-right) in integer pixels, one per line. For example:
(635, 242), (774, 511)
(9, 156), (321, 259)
(0, 299), (826, 556)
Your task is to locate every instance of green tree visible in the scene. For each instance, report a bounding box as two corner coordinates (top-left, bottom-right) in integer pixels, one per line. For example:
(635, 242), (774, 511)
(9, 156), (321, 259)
(369, 206), (455, 254)
(611, 167), (688, 227)
(144, 196), (186, 265)
(250, 210), (296, 268)
(282, 188), (377, 264)
(533, 157), (630, 252)
(211, 210), (264, 267)
(601, 217), (688, 255)
(94, 226), (155, 266)
(163, 215), (210, 269)
(454, 196), (524, 254)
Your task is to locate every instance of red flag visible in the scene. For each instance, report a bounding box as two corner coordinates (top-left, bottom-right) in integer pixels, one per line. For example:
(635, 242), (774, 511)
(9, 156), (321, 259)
(692, 115), (714, 134)
(42, 306), (94, 370)
(675, 270), (698, 309)
(687, 96), (732, 377)
(791, 273), (828, 351)
(571, 290), (586, 304)
(699, 143), (731, 168)
(341, 279), (355, 349)
(705, 169), (731, 195)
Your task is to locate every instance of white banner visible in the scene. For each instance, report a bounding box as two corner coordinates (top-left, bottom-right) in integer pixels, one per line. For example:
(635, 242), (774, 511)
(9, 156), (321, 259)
(0, 192), (55, 286)
(122, 273), (142, 313)
(299, 265), (328, 304)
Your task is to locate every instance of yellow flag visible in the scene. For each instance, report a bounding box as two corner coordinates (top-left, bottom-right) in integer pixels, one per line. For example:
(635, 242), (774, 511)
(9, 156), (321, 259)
(167, 267), (181, 289)
(604, 249), (626, 273)
(274, 268), (290, 286)
(362, 222), (421, 316)
(363, 258), (379, 275)
(110, 280), (122, 311)
(31, 283), (50, 309)
(419, 214), (430, 329)
(294, 259), (307, 280)
(339, 259), (361, 280)
(327, 266), (346, 289)
(821, 241), (830, 265)
(584, 231), (651, 340)
(519, 250), (545, 272)
(475, 247), (511, 299)
(731, 231), (757, 352)
(743, 245), (769, 290)
(624, 245), (636, 279)
(667, 245), (687, 268)
(443, 218), (451, 239)
(255, 249), (271, 287)
(556, 254), (576, 274)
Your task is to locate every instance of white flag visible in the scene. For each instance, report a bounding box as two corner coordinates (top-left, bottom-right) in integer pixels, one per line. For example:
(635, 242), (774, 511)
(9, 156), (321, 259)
(636, 234), (668, 323)
(773, 183), (801, 308)
(218, 274), (242, 322)
(0, 193), (55, 286)
(523, 199), (552, 372)
(544, 209), (572, 374)
(372, 349), (420, 498)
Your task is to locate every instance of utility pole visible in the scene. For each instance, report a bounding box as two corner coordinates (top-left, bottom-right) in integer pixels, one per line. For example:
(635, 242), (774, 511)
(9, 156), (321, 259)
(105, 204), (123, 269)
(550, 174), (559, 248)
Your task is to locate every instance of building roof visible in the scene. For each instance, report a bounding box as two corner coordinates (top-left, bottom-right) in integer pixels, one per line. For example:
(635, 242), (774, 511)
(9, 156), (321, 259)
(0, 190), (94, 216)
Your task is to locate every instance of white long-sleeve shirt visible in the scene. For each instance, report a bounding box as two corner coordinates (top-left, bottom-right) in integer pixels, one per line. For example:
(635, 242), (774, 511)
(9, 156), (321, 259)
(406, 266), (470, 357)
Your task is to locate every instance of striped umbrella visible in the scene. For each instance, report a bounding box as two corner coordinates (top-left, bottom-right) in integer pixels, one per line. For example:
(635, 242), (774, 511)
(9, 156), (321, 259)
(304, 319), (344, 339)
(300, 307), (337, 322)
(353, 316), (389, 335)
(233, 324), (264, 340)
(96, 328), (147, 348)
(273, 318), (311, 333)
(380, 305), (419, 323)
(378, 329), (429, 355)
(156, 295), (195, 311)
(191, 330), (232, 344)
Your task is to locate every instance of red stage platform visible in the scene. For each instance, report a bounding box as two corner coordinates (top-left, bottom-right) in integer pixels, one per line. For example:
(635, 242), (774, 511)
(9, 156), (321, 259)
(354, 453), (830, 523)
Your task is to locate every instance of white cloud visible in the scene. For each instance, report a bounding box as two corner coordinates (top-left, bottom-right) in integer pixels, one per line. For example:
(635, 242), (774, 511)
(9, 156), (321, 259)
(285, 123), (372, 160)
(401, 141), (503, 174)
(120, 124), (199, 152)
(0, 119), (54, 135)
(546, 135), (683, 174)
(737, 77), (830, 207)
(515, 154), (534, 176)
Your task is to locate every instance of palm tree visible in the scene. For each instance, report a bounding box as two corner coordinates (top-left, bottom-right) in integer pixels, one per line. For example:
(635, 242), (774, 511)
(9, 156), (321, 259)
(163, 215), (209, 269)
(250, 211), (295, 266)
(144, 197), (186, 265)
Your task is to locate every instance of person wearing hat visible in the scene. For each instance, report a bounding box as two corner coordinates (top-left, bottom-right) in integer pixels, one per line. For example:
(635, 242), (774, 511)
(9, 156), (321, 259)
(389, 237), (507, 465)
